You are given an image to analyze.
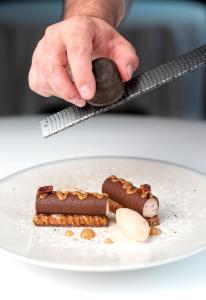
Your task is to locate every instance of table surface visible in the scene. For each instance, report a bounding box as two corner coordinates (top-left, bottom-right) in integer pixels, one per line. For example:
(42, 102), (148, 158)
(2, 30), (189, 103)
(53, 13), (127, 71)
(0, 114), (206, 299)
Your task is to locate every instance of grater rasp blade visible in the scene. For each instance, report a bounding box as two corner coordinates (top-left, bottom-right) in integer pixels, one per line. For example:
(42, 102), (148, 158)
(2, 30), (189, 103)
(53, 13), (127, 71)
(41, 44), (206, 138)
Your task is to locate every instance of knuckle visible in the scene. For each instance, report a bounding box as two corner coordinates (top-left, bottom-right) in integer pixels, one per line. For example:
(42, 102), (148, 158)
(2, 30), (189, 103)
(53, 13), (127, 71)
(60, 90), (73, 100)
(44, 24), (55, 36)
(61, 88), (78, 100)
(35, 85), (51, 97)
(129, 44), (138, 57)
(28, 79), (37, 91)
(28, 69), (51, 97)
(44, 24), (60, 41)
(68, 45), (89, 57)
(68, 15), (91, 28)
(36, 38), (44, 49)
(130, 51), (139, 68)
(28, 74), (37, 91)
(31, 41), (43, 62)
(39, 91), (51, 97)
(40, 63), (53, 79)
(125, 41), (136, 54)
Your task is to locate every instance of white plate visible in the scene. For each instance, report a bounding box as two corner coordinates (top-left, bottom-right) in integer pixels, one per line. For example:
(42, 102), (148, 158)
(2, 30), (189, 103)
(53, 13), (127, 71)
(0, 157), (206, 272)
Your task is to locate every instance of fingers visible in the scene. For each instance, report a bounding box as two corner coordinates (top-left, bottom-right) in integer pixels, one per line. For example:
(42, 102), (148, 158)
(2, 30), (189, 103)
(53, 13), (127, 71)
(65, 18), (96, 100)
(28, 66), (52, 97)
(109, 36), (139, 82)
(28, 16), (139, 108)
(47, 65), (86, 107)
(28, 27), (86, 107)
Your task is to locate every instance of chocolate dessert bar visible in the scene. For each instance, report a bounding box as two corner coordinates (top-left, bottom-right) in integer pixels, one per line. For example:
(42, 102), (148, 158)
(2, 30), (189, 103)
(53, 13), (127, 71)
(34, 186), (109, 227)
(102, 176), (159, 219)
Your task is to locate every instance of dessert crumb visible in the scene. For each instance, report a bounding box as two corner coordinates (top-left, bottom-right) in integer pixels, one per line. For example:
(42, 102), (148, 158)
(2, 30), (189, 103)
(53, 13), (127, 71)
(104, 238), (114, 244)
(150, 227), (162, 236)
(80, 228), (95, 240)
(65, 229), (74, 237)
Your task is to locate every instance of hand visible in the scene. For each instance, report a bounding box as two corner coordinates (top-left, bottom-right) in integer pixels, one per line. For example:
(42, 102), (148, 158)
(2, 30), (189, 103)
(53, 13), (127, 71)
(28, 16), (139, 107)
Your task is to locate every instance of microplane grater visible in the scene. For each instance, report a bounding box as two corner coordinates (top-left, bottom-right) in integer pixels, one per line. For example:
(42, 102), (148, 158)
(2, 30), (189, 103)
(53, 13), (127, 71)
(40, 44), (206, 138)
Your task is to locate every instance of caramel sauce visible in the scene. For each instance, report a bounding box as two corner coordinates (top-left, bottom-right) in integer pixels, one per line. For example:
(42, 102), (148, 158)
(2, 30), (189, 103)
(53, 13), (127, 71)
(38, 189), (108, 201)
(109, 175), (143, 195)
(56, 191), (69, 201)
(39, 194), (47, 200)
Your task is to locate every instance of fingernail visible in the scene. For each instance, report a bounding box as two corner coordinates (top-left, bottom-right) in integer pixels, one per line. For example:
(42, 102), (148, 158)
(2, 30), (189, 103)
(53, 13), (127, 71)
(79, 84), (92, 100)
(76, 100), (86, 107)
(67, 97), (85, 107)
(72, 98), (86, 107)
(127, 64), (133, 80)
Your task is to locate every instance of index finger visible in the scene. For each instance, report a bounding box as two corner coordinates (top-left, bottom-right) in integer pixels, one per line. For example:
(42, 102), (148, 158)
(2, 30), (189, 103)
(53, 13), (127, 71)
(66, 22), (96, 100)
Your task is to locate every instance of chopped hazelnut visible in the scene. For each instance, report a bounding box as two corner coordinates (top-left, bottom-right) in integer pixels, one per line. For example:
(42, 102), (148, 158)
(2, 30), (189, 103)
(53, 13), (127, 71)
(80, 228), (96, 240)
(56, 191), (68, 201)
(150, 227), (162, 236)
(39, 194), (47, 200)
(104, 238), (114, 244)
(65, 229), (74, 237)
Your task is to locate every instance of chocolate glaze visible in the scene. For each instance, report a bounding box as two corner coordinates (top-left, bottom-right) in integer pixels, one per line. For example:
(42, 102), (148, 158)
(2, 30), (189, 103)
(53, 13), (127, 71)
(36, 189), (108, 216)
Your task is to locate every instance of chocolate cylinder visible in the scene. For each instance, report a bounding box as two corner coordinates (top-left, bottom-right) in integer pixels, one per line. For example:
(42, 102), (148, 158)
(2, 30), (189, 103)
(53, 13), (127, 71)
(36, 186), (108, 216)
(108, 198), (160, 226)
(102, 176), (159, 218)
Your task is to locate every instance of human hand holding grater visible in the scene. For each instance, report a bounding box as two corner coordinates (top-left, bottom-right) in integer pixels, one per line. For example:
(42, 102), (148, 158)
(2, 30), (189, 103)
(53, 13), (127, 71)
(28, 0), (206, 138)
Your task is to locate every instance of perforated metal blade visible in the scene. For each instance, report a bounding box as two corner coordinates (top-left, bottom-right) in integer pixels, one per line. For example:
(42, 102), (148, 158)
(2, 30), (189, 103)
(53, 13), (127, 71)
(41, 44), (206, 138)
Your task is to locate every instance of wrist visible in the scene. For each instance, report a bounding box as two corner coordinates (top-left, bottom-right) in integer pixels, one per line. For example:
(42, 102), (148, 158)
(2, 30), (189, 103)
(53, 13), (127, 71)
(64, 0), (126, 28)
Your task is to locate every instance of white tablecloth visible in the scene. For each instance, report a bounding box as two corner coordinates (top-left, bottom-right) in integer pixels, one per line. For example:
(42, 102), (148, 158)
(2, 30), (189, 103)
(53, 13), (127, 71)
(0, 115), (206, 299)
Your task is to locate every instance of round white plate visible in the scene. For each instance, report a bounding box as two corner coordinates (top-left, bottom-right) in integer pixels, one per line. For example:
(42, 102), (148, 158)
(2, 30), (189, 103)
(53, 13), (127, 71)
(0, 157), (206, 272)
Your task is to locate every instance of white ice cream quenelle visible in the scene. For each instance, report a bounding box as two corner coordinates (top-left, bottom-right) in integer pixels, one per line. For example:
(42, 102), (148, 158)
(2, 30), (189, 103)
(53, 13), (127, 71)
(116, 208), (150, 242)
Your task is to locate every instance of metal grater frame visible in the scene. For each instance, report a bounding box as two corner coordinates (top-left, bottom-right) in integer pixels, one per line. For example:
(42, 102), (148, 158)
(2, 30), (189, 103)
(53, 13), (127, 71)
(40, 44), (206, 138)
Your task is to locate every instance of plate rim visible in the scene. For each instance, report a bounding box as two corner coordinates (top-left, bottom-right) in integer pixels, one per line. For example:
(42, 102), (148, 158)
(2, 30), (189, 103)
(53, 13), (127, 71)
(1, 242), (206, 272)
(1, 155), (206, 184)
(1, 155), (206, 272)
